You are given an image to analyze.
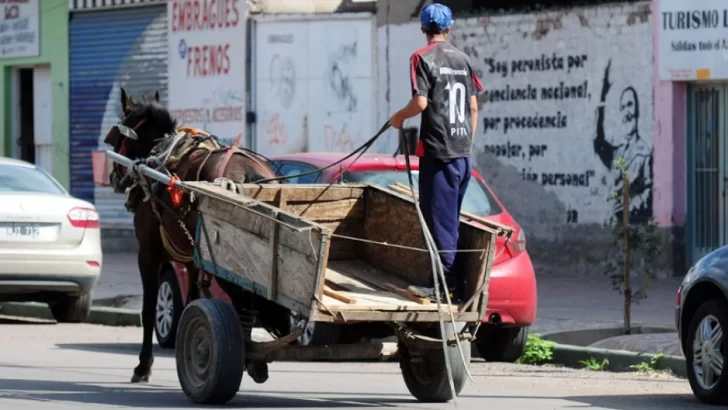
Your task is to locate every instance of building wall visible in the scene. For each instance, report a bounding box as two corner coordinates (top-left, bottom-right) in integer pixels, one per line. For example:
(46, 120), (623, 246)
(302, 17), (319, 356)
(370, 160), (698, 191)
(69, 4), (168, 246)
(0, 0), (70, 188)
(251, 13), (378, 157)
(378, 1), (675, 274)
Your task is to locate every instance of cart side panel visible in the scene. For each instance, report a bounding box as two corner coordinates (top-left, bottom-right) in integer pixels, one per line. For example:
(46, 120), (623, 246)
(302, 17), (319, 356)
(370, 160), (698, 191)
(241, 184), (366, 260)
(363, 186), (497, 304)
(458, 226), (494, 313)
(195, 194), (326, 316)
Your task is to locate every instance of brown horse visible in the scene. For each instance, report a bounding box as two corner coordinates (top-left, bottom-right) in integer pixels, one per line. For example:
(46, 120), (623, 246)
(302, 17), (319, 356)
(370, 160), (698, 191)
(103, 88), (282, 383)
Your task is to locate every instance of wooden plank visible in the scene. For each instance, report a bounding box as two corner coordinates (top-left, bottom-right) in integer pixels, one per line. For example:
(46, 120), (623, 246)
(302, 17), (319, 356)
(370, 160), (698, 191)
(268, 190), (286, 301)
(285, 198), (363, 221)
(197, 212), (272, 292)
(276, 245), (319, 309)
(310, 309), (481, 323)
(323, 286), (357, 304)
(326, 259), (429, 305)
(320, 294), (456, 311)
(241, 184), (366, 203)
(363, 188), (431, 286)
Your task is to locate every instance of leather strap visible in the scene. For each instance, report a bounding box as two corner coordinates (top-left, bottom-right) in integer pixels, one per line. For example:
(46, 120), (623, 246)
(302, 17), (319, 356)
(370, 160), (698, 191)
(216, 133), (243, 179)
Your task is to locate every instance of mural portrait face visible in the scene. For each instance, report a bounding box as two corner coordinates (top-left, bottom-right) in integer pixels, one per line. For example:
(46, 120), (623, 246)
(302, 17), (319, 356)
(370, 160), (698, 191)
(620, 87), (639, 140)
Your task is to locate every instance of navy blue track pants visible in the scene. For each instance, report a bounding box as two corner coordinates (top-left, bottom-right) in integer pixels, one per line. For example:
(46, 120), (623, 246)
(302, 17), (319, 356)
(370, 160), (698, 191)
(418, 155), (471, 289)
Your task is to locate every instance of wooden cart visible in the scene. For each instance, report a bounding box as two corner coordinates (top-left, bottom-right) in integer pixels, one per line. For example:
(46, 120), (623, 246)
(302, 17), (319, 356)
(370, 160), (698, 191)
(174, 180), (509, 405)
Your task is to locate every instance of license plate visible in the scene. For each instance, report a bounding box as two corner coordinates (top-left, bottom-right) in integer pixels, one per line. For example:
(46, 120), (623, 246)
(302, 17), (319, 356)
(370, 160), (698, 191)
(6, 224), (40, 239)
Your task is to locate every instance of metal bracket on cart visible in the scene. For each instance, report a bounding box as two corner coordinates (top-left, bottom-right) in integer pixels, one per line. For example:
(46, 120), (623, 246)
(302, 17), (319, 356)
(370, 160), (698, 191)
(393, 323), (474, 350)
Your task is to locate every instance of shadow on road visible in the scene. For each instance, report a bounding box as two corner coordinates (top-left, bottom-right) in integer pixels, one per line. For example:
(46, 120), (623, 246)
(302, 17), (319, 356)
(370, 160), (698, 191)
(0, 377), (706, 409)
(0, 378), (415, 408)
(56, 343), (176, 358)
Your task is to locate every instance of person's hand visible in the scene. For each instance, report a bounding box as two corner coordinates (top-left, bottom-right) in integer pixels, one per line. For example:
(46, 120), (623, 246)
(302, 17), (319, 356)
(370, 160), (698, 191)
(389, 112), (404, 129)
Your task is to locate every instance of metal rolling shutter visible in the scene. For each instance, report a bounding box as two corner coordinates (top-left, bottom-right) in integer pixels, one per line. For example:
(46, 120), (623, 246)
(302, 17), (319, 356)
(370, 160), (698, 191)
(69, 5), (168, 227)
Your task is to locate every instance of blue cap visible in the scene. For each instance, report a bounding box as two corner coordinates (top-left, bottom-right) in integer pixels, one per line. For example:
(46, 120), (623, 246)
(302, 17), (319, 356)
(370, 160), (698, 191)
(420, 3), (453, 31)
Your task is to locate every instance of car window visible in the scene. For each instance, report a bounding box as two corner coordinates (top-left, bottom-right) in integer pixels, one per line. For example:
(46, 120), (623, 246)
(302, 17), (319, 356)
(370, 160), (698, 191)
(342, 170), (502, 217)
(274, 162), (322, 184)
(0, 163), (67, 195)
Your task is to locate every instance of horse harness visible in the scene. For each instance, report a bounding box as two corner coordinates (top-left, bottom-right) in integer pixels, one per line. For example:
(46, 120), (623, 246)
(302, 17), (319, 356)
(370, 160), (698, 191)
(123, 127), (263, 263)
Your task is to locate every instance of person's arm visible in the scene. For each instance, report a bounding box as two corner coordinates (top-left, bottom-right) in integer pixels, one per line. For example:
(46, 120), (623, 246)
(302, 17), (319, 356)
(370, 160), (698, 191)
(467, 63), (484, 139)
(390, 53), (431, 128)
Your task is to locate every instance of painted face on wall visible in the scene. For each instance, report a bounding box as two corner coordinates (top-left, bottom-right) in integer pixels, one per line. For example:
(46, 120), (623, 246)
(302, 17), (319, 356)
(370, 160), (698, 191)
(620, 87), (638, 138)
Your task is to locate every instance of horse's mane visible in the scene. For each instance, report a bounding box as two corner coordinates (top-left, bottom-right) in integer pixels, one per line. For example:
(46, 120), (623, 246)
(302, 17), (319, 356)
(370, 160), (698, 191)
(127, 92), (178, 140)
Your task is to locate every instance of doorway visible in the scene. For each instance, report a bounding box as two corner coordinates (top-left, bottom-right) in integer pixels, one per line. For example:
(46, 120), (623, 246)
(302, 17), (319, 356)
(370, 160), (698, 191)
(688, 83), (728, 263)
(16, 68), (34, 163)
(11, 65), (52, 172)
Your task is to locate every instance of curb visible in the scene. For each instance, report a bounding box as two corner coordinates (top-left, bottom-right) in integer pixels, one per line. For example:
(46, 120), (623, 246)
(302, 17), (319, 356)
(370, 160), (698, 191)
(551, 343), (686, 378)
(0, 302), (141, 327)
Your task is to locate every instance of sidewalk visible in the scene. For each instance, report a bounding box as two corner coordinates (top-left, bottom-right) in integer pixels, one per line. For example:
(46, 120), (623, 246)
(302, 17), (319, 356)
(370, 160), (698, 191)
(95, 252), (682, 334)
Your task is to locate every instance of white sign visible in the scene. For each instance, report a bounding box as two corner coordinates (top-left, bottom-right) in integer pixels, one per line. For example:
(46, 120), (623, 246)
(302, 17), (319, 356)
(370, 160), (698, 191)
(167, 0), (247, 145)
(0, 0), (39, 59)
(658, 0), (728, 80)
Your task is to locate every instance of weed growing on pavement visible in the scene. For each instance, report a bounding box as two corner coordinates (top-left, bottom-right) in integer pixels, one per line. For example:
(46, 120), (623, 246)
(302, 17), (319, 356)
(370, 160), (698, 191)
(630, 352), (664, 373)
(516, 334), (556, 365)
(600, 157), (661, 334)
(579, 356), (609, 371)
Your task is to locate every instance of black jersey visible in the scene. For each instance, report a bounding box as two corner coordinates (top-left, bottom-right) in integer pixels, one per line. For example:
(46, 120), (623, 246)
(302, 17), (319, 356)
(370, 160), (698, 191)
(410, 41), (484, 160)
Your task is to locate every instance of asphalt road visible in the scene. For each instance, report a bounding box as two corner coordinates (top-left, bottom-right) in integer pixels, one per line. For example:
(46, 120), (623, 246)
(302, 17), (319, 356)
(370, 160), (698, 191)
(0, 316), (703, 409)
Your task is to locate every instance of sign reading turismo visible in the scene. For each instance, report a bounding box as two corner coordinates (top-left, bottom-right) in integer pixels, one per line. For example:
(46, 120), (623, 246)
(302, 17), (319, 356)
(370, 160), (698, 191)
(167, 0), (247, 145)
(659, 0), (728, 80)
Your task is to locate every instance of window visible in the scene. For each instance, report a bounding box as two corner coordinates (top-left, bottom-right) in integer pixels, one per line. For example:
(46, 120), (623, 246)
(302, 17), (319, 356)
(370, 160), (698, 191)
(343, 169), (502, 217)
(272, 161), (322, 184)
(0, 164), (67, 195)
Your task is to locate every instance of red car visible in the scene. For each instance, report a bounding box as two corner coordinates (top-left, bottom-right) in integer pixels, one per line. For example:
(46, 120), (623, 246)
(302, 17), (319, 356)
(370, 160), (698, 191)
(155, 152), (537, 363)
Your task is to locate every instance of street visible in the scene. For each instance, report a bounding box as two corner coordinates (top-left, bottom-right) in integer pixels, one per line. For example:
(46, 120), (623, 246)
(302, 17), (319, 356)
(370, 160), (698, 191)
(0, 317), (702, 410)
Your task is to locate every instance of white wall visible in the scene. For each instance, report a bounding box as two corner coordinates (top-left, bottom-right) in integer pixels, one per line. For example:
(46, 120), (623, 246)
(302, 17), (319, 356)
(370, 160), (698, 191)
(253, 14), (379, 156)
(379, 2), (654, 236)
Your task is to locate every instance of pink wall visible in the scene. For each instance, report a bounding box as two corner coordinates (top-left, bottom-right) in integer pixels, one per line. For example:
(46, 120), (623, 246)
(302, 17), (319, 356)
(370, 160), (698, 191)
(652, 0), (687, 227)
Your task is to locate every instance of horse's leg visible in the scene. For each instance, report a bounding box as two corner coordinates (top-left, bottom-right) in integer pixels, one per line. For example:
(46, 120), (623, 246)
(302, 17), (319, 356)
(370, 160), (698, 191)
(186, 264), (201, 302)
(132, 247), (162, 383)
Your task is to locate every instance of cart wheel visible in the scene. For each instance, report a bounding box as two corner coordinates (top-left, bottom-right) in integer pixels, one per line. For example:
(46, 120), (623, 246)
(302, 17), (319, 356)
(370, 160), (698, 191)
(399, 322), (471, 403)
(175, 298), (244, 405)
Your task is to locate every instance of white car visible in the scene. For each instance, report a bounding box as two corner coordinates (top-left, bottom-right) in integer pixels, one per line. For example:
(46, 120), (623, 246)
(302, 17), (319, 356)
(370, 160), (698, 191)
(0, 157), (102, 322)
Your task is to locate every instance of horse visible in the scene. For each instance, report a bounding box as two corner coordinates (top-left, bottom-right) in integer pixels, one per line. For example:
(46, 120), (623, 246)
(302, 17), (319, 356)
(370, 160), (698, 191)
(103, 88), (288, 383)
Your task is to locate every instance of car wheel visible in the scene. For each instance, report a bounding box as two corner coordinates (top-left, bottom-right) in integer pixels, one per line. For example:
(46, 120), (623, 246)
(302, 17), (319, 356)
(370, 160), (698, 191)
(474, 325), (529, 363)
(155, 268), (184, 349)
(289, 313), (341, 346)
(686, 298), (728, 405)
(49, 292), (92, 323)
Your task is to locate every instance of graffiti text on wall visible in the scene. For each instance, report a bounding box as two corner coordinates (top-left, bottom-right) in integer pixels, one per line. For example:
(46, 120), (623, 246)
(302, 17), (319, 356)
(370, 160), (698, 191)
(472, 50), (652, 225)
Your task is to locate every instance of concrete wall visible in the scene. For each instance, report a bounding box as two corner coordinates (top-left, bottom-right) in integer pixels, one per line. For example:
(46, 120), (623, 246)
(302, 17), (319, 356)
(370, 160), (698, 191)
(0, 0), (70, 188)
(651, 0), (687, 269)
(377, 1), (678, 275)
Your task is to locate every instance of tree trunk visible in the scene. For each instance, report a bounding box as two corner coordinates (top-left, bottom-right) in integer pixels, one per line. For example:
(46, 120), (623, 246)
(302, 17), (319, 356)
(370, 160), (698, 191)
(622, 171), (631, 335)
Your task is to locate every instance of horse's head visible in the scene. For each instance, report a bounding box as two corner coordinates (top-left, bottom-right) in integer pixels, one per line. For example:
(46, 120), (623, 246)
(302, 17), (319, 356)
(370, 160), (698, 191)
(104, 88), (177, 191)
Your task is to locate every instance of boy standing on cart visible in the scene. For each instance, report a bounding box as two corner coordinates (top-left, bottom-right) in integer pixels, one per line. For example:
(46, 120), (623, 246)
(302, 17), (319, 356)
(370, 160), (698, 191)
(388, 3), (484, 302)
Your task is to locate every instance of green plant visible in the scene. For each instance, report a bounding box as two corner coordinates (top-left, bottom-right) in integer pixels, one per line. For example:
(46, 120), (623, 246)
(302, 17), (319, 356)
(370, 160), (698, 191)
(579, 356), (609, 371)
(600, 157), (661, 334)
(516, 334), (557, 365)
(630, 352), (664, 373)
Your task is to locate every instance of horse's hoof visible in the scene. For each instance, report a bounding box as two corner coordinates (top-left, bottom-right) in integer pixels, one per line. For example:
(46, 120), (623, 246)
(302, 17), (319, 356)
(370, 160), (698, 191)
(131, 373), (150, 383)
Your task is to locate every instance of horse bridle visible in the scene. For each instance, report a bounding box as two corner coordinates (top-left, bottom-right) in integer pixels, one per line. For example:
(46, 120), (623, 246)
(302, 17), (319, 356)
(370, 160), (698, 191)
(108, 118), (146, 193)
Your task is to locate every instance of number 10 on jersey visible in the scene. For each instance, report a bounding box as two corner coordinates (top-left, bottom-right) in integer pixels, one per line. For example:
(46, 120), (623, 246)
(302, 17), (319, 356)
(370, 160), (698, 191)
(446, 81), (468, 137)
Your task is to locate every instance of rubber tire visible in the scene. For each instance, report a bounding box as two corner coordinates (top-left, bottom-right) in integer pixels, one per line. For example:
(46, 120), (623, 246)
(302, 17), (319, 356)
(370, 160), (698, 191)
(49, 292), (91, 323)
(300, 322), (342, 346)
(685, 298), (728, 405)
(155, 268), (184, 349)
(474, 326), (529, 363)
(175, 298), (244, 405)
(399, 322), (471, 403)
